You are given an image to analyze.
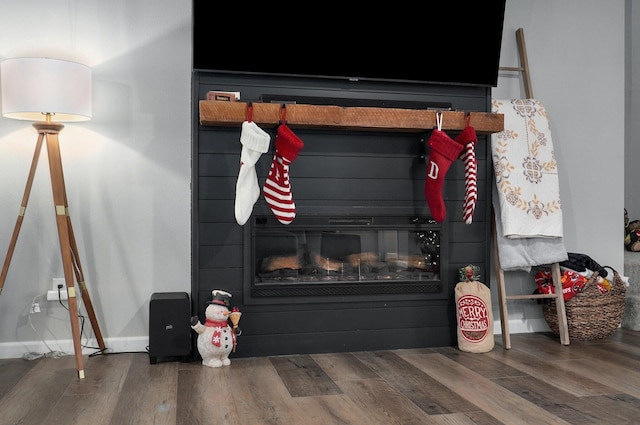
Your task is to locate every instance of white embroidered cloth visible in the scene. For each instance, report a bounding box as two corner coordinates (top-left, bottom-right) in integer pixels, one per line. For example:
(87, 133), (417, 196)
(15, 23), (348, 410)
(491, 99), (564, 238)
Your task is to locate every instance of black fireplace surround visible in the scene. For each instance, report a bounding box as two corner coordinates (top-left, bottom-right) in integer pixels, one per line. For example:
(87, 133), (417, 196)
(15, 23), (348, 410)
(192, 72), (492, 357)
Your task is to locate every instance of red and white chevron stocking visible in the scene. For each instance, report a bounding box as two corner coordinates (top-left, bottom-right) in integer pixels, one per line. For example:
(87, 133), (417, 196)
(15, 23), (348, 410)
(455, 126), (478, 224)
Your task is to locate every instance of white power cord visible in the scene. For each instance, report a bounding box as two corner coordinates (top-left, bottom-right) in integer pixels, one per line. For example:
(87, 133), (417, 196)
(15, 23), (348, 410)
(22, 293), (68, 360)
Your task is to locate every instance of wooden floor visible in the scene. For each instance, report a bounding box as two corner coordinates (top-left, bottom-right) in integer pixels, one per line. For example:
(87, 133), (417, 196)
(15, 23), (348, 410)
(2, 329), (640, 425)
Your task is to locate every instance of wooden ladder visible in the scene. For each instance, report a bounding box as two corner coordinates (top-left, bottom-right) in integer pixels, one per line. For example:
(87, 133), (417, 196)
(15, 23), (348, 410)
(494, 28), (569, 349)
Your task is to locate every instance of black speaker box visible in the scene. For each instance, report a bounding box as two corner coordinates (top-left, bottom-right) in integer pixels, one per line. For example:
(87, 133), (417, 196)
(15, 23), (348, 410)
(148, 292), (192, 364)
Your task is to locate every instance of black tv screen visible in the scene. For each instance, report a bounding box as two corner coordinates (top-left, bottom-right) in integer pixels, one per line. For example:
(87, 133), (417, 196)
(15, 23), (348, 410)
(193, 2), (506, 87)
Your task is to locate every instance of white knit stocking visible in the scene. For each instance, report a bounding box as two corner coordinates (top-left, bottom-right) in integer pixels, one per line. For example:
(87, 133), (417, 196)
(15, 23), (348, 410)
(234, 121), (270, 225)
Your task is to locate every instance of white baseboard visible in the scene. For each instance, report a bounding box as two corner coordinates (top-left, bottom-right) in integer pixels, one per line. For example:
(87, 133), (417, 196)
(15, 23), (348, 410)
(493, 318), (551, 335)
(0, 336), (150, 360)
(0, 319), (550, 359)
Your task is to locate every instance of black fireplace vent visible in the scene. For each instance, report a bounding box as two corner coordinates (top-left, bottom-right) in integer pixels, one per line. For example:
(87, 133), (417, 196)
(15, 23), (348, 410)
(327, 217), (373, 226)
(251, 281), (442, 299)
(253, 215), (438, 228)
(260, 94), (453, 110)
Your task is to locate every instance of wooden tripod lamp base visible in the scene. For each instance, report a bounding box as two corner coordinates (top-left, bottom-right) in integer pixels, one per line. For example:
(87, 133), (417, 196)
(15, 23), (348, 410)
(0, 57), (104, 379)
(0, 122), (107, 379)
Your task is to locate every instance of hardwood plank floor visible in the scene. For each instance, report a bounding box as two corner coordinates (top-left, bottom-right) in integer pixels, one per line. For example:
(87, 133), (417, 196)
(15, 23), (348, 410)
(2, 329), (640, 424)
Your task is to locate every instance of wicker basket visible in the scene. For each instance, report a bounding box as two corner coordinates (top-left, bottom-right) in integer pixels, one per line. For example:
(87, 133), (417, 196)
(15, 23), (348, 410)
(543, 267), (626, 341)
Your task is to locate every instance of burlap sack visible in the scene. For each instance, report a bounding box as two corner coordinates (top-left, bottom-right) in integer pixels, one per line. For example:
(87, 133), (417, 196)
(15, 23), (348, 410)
(455, 280), (494, 353)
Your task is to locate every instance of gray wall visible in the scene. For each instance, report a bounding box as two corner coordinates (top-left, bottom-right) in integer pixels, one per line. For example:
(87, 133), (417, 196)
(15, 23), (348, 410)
(627, 1), (640, 218)
(0, 1), (192, 357)
(490, 0), (625, 333)
(0, 0), (628, 357)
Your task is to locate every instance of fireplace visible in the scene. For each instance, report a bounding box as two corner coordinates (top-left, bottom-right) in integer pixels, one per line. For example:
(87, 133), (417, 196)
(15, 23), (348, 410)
(193, 71), (493, 357)
(246, 215), (444, 303)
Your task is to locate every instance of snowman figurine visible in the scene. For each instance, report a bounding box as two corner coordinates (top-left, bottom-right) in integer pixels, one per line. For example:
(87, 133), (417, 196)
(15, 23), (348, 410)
(190, 290), (239, 368)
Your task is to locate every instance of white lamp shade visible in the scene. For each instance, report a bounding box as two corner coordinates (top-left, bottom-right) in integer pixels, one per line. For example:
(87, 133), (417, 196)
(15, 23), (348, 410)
(1, 57), (92, 122)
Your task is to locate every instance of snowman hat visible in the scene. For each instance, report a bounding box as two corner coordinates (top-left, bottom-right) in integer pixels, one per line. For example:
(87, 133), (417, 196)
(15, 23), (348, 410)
(208, 289), (232, 307)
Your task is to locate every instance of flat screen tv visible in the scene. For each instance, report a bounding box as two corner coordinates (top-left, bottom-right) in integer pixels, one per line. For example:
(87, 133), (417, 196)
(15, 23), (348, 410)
(193, 2), (506, 87)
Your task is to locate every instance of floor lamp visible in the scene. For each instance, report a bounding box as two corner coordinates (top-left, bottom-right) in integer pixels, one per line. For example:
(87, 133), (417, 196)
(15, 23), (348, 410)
(0, 57), (106, 379)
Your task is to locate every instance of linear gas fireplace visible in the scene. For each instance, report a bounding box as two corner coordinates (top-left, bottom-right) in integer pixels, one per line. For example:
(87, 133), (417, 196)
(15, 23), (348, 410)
(244, 215), (446, 304)
(194, 70), (494, 356)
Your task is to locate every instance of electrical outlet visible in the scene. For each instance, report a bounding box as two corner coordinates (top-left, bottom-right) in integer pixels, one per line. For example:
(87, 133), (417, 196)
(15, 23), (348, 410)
(52, 277), (65, 291)
(47, 289), (68, 301)
(30, 302), (40, 314)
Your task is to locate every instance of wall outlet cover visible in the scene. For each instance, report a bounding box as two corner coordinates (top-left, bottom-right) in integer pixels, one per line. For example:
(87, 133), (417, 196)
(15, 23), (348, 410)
(52, 278), (66, 291)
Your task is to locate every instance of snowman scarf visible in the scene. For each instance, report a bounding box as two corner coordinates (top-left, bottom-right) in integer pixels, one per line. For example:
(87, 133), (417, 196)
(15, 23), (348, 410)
(205, 318), (237, 347)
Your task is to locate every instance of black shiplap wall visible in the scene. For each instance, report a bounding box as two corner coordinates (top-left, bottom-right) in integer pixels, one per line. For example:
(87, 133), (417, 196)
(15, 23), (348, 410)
(192, 72), (492, 357)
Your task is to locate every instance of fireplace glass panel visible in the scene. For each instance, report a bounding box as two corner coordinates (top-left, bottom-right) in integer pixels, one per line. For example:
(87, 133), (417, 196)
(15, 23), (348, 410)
(252, 216), (441, 289)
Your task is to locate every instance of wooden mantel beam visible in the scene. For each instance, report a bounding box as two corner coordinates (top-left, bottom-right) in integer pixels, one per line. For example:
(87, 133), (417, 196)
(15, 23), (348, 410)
(199, 101), (504, 134)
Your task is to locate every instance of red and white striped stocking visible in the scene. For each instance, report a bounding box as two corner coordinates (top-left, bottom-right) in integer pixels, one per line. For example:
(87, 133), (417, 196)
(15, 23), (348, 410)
(455, 125), (478, 224)
(263, 124), (304, 224)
